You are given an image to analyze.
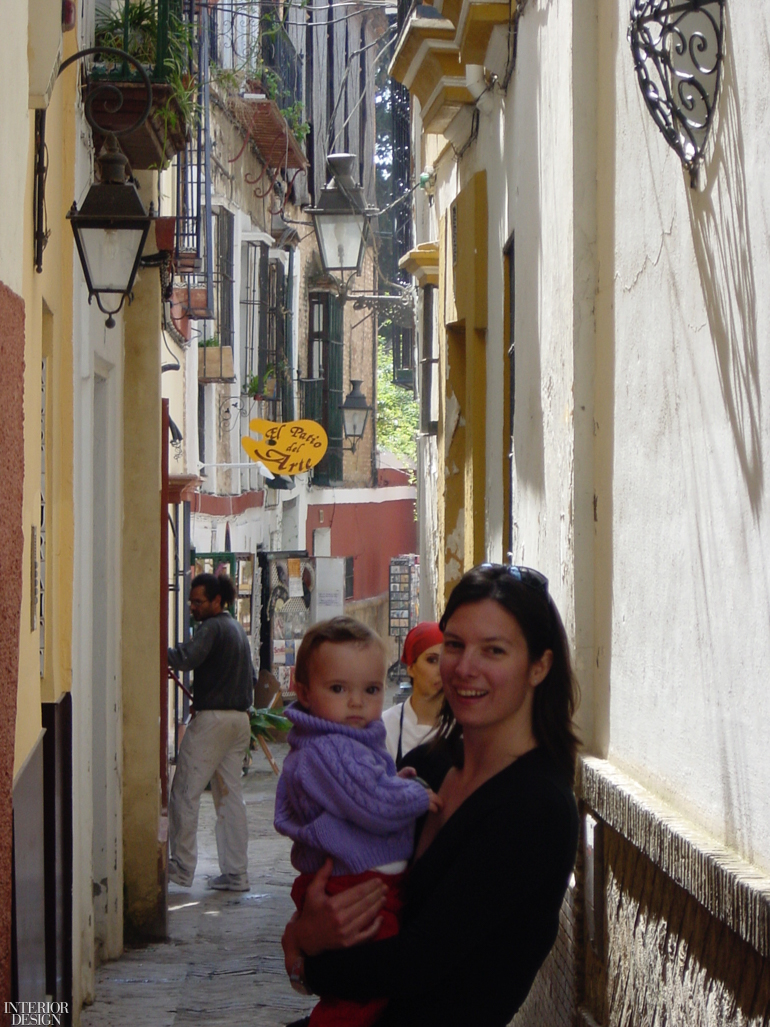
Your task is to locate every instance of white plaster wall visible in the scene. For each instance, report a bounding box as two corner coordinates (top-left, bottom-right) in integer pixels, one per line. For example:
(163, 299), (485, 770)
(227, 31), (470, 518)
(601, 0), (770, 871)
(71, 241), (126, 1008)
(0, 4), (29, 293)
(504, 2), (577, 627)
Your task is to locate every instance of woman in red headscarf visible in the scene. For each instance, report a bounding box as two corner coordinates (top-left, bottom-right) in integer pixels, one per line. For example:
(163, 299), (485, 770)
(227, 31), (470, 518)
(382, 622), (443, 768)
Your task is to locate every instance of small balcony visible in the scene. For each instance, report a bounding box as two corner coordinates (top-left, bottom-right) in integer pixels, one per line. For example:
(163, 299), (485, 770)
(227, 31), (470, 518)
(211, 4), (308, 171)
(390, 0), (514, 132)
(86, 0), (197, 169)
(442, 0), (513, 65)
(198, 344), (235, 384)
(228, 91), (308, 170)
(389, 5), (473, 135)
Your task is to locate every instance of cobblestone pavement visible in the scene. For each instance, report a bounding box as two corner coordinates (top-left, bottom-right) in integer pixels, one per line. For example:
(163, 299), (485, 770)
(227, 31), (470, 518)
(81, 742), (315, 1027)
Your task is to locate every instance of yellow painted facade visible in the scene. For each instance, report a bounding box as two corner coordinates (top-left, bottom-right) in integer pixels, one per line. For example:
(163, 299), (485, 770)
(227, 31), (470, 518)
(15, 30), (77, 777)
(436, 172), (488, 602)
(121, 200), (166, 938)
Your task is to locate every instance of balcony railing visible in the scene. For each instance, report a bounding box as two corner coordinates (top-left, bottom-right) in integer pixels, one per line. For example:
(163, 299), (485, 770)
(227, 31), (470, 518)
(260, 8), (302, 114)
(92, 0), (191, 85)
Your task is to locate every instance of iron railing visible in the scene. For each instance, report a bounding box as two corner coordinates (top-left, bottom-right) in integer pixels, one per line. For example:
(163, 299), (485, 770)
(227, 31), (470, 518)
(260, 7), (303, 113)
(92, 0), (190, 84)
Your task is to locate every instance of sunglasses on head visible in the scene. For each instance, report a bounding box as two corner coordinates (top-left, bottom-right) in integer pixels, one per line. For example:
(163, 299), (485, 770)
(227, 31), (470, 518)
(479, 563), (550, 597)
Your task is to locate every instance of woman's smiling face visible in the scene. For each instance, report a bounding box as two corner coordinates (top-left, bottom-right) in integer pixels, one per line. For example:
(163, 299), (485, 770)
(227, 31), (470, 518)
(439, 599), (552, 735)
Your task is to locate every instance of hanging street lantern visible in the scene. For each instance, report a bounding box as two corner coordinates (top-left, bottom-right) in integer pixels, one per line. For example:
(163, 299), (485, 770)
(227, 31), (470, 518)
(308, 154), (371, 279)
(340, 380), (372, 453)
(67, 132), (153, 328)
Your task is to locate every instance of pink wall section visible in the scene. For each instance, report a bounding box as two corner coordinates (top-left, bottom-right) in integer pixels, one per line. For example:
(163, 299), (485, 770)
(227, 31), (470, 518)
(0, 281), (25, 1004)
(306, 497), (417, 600)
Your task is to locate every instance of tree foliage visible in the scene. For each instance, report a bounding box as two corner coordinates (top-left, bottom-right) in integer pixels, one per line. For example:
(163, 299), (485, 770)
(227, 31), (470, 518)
(377, 334), (418, 465)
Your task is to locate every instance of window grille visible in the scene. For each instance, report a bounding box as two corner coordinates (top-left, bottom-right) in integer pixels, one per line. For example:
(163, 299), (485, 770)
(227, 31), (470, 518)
(420, 285), (438, 435)
(241, 241), (261, 387)
(306, 293), (343, 485)
(214, 207), (235, 350)
(345, 556), (354, 600)
(175, 2), (211, 281)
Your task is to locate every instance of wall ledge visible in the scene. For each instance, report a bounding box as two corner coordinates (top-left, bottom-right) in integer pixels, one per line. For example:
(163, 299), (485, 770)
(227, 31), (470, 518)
(579, 756), (770, 959)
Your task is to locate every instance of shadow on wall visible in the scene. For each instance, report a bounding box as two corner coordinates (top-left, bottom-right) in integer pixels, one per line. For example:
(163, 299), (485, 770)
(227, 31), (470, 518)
(510, 2), (550, 499)
(688, 17), (763, 518)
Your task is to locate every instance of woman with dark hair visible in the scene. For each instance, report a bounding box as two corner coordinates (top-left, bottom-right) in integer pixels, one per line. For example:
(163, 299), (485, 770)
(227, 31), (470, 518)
(282, 564), (580, 1027)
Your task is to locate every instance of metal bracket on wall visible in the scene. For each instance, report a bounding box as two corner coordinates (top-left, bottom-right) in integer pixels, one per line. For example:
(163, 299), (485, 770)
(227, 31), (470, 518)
(218, 394), (250, 434)
(628, 0), (725, 187)
(34, 46), (152, 274)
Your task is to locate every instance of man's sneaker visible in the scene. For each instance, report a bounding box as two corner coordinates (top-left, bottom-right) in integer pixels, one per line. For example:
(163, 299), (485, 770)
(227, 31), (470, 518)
(168, 860), (193, 888)
(207, 873), (250, 892)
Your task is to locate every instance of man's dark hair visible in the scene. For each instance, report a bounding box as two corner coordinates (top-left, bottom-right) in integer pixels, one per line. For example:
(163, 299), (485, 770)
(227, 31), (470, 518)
(191, 572), (236, 608)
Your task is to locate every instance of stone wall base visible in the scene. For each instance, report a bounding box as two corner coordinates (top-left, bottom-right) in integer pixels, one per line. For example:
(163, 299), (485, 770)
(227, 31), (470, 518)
(511, 758), (770, 1026)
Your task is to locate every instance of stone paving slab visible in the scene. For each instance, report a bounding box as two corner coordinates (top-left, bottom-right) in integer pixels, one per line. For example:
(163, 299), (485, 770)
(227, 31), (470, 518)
(81, 743), (316, 1027)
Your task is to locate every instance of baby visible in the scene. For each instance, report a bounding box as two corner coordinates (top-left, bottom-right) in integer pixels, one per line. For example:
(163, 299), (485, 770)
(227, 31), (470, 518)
(274, 616), (437, 1027)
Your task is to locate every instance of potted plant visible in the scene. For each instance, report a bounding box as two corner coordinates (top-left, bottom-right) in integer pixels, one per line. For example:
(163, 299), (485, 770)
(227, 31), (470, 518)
(86, 0), (198, 170)
(246, 359), (290, 401)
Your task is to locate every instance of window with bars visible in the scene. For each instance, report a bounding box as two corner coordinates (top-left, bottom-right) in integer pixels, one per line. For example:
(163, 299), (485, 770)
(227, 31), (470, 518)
(345, 556), (354, 600)
(389, 81), (415, 387)
(303, 293), (343, 485)
(214, 207), (235, 350)
(420, 285), (438, 435)
(241, 243), (293, 421)
(199, 208), (236, 383)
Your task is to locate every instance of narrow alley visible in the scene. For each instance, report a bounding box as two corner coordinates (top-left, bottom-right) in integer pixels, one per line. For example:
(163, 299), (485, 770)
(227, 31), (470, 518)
(80, 744), (314, 1027)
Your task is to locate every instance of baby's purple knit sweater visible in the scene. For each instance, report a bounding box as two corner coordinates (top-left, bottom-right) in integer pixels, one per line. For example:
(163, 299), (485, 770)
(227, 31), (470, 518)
(274, 704), (431, 876)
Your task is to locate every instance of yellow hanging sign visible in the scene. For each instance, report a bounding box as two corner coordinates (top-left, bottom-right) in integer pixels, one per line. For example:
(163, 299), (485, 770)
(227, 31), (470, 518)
(242, 418), (329, 476)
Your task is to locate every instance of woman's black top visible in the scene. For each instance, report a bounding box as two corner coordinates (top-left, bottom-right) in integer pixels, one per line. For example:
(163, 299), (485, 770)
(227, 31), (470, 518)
(303, 746), (579, 1027)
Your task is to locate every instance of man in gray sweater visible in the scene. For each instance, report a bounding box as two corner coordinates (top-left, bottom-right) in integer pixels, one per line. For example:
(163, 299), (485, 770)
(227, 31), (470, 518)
(168, 573), (255, 891)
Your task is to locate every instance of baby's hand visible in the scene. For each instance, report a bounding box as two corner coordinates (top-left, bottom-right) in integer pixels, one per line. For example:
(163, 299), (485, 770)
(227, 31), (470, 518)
(397, 766), (417, 779)
(426, 789), (444, 814)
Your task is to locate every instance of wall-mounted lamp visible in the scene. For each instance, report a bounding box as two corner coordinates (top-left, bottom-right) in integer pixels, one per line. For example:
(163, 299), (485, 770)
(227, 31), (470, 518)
(629, 0), (725, 187)
(307, 154), (373, 298)
(38, 47), (155, 326)
(340, 380), (372, 454)
(68, 133), (153, 327)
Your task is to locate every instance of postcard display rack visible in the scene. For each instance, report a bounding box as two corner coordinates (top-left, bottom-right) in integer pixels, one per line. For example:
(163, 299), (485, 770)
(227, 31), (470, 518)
(389, 555), (420, 670)
(259, 551), (317, 702)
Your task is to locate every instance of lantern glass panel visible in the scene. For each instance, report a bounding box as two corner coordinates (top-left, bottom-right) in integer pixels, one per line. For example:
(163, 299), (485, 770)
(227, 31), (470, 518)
(315, 213), (366, 272)
(78, 226), (144, 293)
(343, 405), (368, 440)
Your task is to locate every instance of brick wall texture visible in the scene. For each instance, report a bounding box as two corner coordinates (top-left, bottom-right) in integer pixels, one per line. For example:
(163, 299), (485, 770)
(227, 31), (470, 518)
(584, 824), (770, 1026)
(511, 815), (770, 1027)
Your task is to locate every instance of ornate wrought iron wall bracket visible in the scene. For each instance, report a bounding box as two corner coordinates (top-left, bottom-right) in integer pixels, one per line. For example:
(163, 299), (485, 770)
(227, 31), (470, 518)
(629, 0), (725, 187)
(34, 47), (152, 273)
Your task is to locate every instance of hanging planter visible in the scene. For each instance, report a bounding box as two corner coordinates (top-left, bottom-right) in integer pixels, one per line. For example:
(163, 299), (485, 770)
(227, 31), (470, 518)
(84, 80), (191, 169)
(87, 0), (198, 169)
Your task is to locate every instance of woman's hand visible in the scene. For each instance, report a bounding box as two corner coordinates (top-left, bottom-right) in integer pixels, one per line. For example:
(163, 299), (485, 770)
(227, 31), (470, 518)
(287, 858), (388, 957)
(426, 788), (444, 814)
(282, 913), (303, 975)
